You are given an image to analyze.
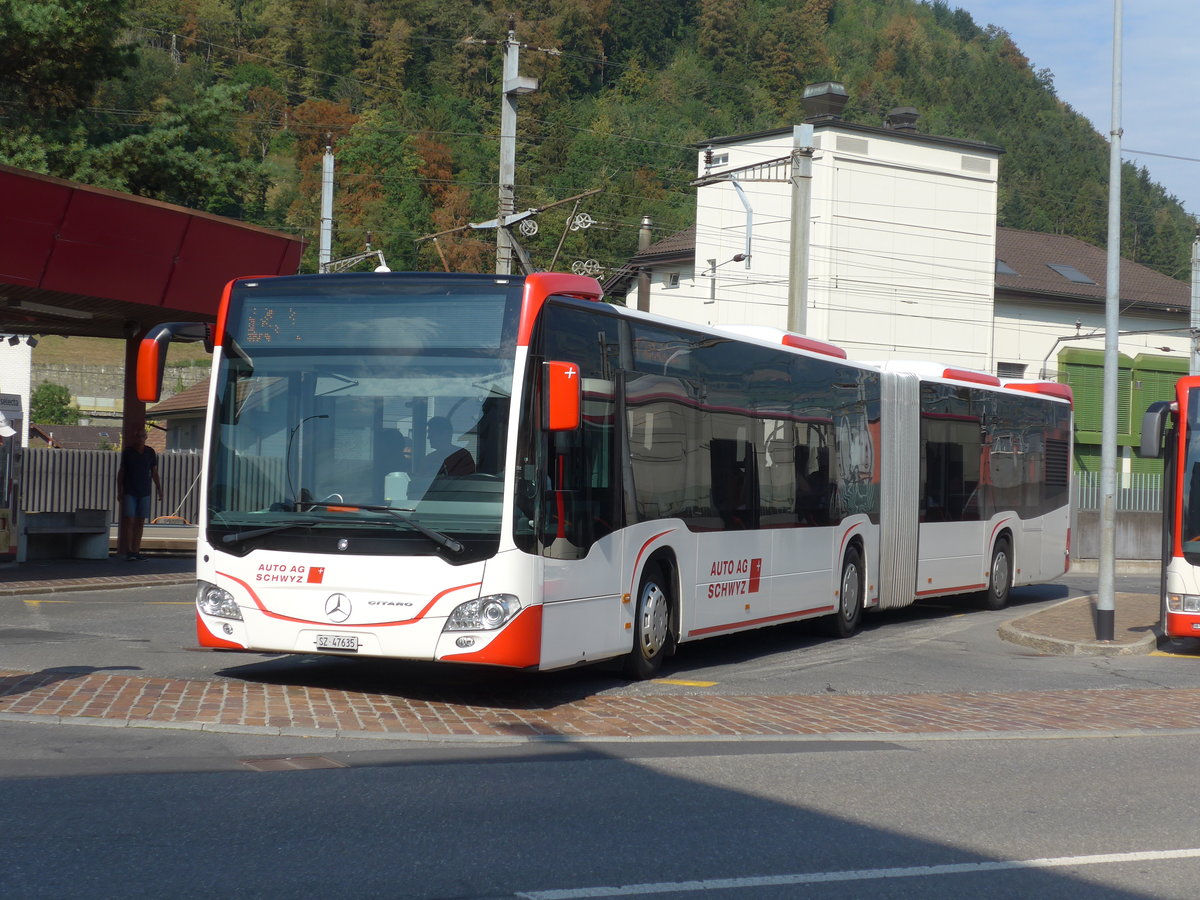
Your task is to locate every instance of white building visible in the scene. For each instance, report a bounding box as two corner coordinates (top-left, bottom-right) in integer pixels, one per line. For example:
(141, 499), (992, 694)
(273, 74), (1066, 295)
(606, 84), (1193, 477)
(623, 85), (1006, 371)
(610, 81), (1190, 413)
(0, 338), (33, 447)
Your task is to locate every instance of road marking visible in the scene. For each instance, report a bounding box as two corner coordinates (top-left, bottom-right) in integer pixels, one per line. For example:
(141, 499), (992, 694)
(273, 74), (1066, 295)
(516, 847), (1200, 898)
(654, 679), (717, 687)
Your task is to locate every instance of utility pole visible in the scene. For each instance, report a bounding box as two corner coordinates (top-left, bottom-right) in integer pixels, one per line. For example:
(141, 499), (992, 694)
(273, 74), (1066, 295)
(787, 124), (815, 334)
(1097, 0), (1123, 641)
(637, 215), (652, 311)
(497, 17), (538, 275)
(1190, 228), (1200, 375)
(319, 142), (334, 271)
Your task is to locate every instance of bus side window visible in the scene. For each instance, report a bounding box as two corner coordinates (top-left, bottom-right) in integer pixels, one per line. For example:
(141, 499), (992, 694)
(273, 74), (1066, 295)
(711, 437), (757, 530)
(761, 438), (798, 527)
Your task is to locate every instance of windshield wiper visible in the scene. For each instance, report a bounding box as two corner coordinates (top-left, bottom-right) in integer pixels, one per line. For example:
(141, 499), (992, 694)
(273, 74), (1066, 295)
(304, 502), (464, 555)
(221, 520), (320, 544)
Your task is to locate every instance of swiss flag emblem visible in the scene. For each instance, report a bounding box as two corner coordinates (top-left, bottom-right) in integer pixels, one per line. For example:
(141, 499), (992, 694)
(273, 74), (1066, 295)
(307, 567), (325, 584)
(748, 558), (763, 593)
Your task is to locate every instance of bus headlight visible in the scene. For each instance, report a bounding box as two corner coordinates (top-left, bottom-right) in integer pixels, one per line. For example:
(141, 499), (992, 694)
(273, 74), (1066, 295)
(1167, 594), (1200, 613)
(197, 581), (243, 620)
(444, 594), (521, 631)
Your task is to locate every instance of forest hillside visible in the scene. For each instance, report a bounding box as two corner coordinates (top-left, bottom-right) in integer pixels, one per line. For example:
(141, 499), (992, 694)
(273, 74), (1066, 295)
(2, 0), (1193, 280)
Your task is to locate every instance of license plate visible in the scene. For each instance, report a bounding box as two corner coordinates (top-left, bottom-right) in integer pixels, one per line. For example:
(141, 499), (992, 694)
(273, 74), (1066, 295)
(316, 633), (359, 652)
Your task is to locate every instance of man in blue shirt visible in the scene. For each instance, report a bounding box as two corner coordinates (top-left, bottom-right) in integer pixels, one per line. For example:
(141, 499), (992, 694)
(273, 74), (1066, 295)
(117, 429), (163, 561)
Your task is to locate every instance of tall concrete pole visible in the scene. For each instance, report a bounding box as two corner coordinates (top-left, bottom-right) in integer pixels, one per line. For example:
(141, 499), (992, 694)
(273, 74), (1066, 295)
(497, 19), (537, 275)
(1190, 230), (1200, 375)
(1097, 0), (1123, 641)
(787, 124), (814, 334)
(637, 215), (652, 312)
(319, 144), (334, 271)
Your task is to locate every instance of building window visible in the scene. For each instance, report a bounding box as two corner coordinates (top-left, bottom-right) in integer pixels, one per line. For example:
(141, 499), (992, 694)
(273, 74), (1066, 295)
(664, 272), (680, 289)
(997, 362), (1026, 380)
(1046, 263), (1095, 285)
(995, 259), (1019, 276)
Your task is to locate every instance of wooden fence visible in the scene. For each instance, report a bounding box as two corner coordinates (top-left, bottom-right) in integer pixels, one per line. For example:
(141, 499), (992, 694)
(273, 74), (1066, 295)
(21, 448), (202, 524)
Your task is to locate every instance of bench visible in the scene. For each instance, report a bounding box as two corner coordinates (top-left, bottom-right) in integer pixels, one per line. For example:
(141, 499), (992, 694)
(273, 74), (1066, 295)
(23, 509), (110, 560)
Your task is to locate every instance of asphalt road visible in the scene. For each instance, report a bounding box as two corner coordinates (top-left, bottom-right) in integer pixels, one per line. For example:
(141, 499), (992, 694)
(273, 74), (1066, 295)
(1, 572), (1194, 703)
(2, 720), (1198, 899)
(4, 571), (1200, 899)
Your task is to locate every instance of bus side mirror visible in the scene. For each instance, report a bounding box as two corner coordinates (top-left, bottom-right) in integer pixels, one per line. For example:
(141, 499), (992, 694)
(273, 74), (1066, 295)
(137, 322), (212, 403)
(1139, 401), (1173, 459)
(544, 360), (581, 431)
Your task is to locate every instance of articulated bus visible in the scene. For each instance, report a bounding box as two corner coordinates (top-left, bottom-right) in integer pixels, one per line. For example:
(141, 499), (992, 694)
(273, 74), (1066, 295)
(139, 272), (1072, 678)
(1141, 375), (1200, 637)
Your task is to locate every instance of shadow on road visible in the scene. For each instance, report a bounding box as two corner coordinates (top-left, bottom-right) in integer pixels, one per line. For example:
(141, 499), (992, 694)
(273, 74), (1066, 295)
(211, 583), (1078, 710)
(0, 665), (141, 702)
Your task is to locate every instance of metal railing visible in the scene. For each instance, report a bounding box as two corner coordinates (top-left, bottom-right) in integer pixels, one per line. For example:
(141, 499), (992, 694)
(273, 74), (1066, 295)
(21, 449), (201, 524)
(1073, 471), (1162, 513)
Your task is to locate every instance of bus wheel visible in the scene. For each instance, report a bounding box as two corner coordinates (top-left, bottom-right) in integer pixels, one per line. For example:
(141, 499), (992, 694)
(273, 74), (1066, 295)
(624, 564), (672, 680)
(980, 538), (1013, 610)
(824, 546), (864, 638)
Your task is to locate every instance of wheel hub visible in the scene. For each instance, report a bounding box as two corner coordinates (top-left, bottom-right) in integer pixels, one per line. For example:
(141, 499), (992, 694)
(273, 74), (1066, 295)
(640, 584), (669, 657)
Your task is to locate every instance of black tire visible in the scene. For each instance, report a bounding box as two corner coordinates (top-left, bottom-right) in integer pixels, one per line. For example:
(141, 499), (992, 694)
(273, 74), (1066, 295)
(823, 546), (864, 638)
(980, 538), (1013, 610)
(623, 563), (672, 680)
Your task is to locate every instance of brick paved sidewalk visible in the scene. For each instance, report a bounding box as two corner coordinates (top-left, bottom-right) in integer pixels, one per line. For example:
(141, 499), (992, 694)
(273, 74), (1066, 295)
(4, 668), (1200, 741)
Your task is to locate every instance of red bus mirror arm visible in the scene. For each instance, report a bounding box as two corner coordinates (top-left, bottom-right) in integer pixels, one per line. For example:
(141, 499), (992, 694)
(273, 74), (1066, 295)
(137, 322), (212, 403)
(544, 360), (581, 431)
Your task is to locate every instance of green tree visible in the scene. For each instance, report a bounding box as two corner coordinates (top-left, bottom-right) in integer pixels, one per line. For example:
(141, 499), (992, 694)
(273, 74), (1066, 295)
(0, 0), (138, 171)
(71, 83), (260, 215)
(31, 383), (82, 426)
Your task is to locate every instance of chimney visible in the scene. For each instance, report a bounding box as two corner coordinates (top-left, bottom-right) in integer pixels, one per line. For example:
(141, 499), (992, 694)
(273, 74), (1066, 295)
(802, 82), (849, 121)
(884, 107), (920, 132)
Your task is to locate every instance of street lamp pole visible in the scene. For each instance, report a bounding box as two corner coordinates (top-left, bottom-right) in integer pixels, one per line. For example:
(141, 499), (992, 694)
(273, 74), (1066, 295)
(1097, 0), (1123, 641)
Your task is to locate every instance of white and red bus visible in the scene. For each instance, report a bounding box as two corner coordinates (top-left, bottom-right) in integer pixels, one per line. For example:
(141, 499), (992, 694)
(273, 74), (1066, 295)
(1141, 375), (1200, 637)
(139, 272), (1073, 678)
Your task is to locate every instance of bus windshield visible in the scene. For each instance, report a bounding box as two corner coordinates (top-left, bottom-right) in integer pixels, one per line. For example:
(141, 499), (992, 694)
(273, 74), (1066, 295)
(205, 275), (522, 561)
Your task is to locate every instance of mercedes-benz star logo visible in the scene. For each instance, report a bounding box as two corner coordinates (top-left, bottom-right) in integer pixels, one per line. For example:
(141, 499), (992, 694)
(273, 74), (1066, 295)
(324, 593), (351, 623)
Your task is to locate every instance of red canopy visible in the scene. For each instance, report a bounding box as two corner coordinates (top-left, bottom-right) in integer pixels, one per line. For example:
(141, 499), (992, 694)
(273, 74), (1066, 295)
(0, 164), (304, 339)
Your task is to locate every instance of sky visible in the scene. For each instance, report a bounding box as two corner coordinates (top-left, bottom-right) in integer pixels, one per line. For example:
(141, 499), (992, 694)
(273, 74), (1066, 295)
(947, 0), (1199, 219)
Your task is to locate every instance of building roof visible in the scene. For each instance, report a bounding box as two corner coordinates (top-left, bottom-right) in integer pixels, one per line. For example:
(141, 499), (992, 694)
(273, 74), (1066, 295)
(602, 225), (696, 295)
(994, 228), (1188, 312)
(147, 377), (210, 418)
(699, 117), (1004, 156)
(30, 423), (121, 450)
(630, 225), (698, 264)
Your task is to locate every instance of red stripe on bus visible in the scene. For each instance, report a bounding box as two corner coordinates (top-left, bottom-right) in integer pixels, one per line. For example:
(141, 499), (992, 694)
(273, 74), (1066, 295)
(441, 604), (542, 667)
(688, 606), (835, 637)
(1164, 610), (1200, 638)
(838, 525), (861, 559)
(216, 571), (481, 627)
(213, 279), (235, 348)
(628, 530), (675, 597)
(516, 273), (603, 347)
(195, 611), (244, 648)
